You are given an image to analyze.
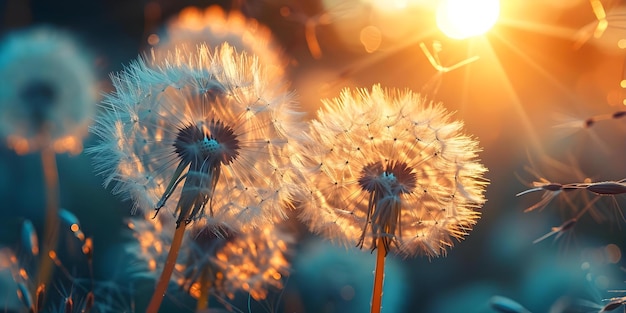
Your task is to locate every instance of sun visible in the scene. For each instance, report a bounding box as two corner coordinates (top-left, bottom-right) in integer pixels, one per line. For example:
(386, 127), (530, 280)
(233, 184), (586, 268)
(436, 0), (500, 39)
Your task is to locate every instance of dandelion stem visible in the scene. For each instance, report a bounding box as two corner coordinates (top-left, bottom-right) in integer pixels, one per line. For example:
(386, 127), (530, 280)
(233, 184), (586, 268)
(37, 144), (60, 301)
(146, 223), (186, 313)
(196, 266), (211, 311)
(370, 238), (386, 313)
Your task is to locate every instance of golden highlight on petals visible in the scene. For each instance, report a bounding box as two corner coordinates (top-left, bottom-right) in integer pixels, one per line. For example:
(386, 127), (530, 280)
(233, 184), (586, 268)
(89, 43), (304, 231)
(127, 216), (292, 301)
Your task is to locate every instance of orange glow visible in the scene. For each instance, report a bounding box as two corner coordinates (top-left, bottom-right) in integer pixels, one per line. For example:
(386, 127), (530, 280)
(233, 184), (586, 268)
(147, 34), (160, 45)
(360, 26), (382, 53)
(82, 238), (93, 257)
(590, 0), (607, 38)
(436, 0), (500, 39)
(53, 136), (83, 155)
(19, 268), (28, 280)
(6, 136), (30, 155)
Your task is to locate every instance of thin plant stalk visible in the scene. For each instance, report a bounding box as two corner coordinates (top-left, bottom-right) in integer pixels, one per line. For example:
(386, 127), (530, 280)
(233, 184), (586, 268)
(196, 266), (211, 310)
(370, 238), (386, 313)
(146, 223), (187, 313)
(37, 143), (60, 297)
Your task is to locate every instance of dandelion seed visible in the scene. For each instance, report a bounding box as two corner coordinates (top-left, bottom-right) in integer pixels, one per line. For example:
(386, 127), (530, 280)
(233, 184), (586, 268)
(88, 42), (303, 230)
(293, 84), (488, 313)
(0, 26), (97, 155)
(518, 177), (626, 231)
(532, 218), (577, 244)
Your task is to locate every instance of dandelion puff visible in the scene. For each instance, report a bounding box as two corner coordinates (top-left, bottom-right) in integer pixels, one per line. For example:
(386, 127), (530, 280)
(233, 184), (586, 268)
(156, 5), (286, 73)
(88, 42), (303, 230)
(88, 42), (303, 312)
(0, 26), (98, 292)
(294, 84), (488, 258)
(126, 216), (293, 307)
(0, 26), (97, 155)
(293, 84), (488, 313)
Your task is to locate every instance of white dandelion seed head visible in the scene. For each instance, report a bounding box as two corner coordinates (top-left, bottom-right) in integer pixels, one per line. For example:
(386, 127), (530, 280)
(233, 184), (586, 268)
(126, 216), (293, 301)
(294, 84), (488, 258)
(0, 26), (98, 155)
(88, 43), (303, 231)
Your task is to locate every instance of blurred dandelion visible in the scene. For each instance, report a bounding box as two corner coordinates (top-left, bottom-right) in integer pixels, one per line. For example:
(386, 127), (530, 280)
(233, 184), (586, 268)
(88, 42), (302, 312)
(0, 25), (98, 299)
(127, 215), (293, 310)
(156, 5), (286, 73)
(0, 26), (97, 155)
(293, 84), (488, 313)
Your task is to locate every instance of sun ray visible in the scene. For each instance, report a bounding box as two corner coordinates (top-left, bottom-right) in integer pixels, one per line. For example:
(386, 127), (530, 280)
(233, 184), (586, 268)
(468, 36), (544, 154)
(497, 18), (580, 42)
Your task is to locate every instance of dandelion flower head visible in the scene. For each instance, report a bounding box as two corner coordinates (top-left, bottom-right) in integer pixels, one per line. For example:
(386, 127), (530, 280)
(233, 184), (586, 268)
(127, 215), (293, 301)
(156, 5), (285, 74)
(88, 43), (303, 230)
(295, 85), (488, 258)
(0, 26), (97, 154)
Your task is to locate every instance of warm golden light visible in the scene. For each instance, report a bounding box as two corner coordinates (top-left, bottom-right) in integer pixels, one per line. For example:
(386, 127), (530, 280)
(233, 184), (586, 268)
(436, 0), (500, 39)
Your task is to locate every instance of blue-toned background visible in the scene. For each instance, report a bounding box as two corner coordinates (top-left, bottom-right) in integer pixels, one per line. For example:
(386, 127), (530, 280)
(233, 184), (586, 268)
(2, 0), (626, 312)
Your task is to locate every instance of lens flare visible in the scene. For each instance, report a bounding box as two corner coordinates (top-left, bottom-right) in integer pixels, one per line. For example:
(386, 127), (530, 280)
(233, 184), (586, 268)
(436, 0), (500, 39)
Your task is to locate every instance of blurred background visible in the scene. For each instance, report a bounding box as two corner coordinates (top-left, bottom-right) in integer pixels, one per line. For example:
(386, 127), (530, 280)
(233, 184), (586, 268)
(2, 0), (626, 312)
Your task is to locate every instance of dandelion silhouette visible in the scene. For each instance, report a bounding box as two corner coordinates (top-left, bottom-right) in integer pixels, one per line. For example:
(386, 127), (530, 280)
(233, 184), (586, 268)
(294, 84), (488, 313)
(0, 26), (98, 307)
(88, 43), (302, 312)
(127, 215), (293, 310)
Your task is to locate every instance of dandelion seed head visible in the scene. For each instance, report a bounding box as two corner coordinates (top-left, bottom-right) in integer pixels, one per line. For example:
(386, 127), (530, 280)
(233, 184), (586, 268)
(89, 42), (303, 231)
(126, 216), (292, 301)
(156, 5), (286, 74)
(0, 26), (97, 154)
(295, 84), (488, 258)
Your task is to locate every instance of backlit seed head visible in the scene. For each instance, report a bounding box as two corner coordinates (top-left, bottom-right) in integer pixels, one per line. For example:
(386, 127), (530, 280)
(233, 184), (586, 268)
(157, 5), (286, 73)
(294, 84), (488, 258)
(126, 216), (293, 301)
(88, 43), (303, 231)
